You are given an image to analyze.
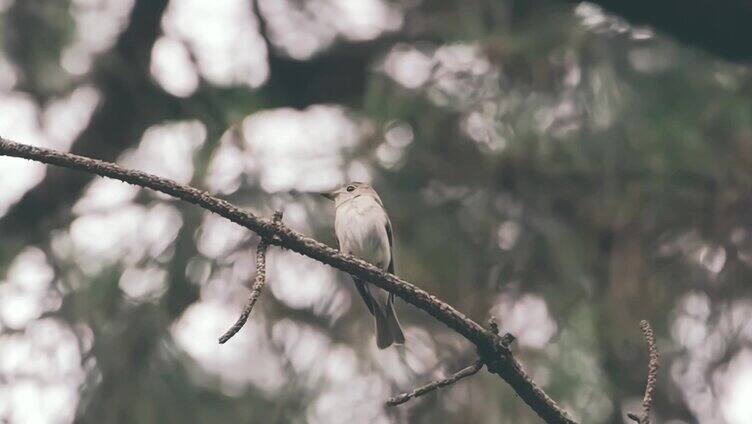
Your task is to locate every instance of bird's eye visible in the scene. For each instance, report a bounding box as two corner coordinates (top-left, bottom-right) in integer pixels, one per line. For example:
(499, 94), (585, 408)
(346, 185), (356, 192)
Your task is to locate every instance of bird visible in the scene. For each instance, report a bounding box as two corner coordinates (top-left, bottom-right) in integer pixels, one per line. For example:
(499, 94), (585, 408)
(322, 182), (405, 349)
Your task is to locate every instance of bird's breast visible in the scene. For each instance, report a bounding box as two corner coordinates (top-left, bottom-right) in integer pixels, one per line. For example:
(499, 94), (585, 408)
(335, 198), (390, 269)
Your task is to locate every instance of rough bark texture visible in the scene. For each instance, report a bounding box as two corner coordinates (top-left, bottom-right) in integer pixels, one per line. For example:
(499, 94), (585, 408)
(219, 211), (283, 344)
(386, 360), (485, 407)
(0, 138), (575, 424)
(0, 0), (176, 245)
(628, 320), (659, 424)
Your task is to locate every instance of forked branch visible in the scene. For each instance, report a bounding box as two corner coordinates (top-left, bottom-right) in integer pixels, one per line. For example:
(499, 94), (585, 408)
(0, 138), (575, 423)
(386, 359), (485, 407)
(386, 317), (517, 407)
(219, 210), (283, 344)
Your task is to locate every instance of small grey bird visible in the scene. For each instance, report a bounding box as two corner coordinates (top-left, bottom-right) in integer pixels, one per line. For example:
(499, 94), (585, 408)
(323, 182), (405, 349)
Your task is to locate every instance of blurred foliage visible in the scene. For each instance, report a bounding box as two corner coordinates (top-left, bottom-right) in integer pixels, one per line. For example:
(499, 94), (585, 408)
(1, 0), (752, 423)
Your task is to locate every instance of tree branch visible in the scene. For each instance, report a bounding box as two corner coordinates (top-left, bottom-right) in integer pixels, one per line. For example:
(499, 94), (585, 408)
(0, 138), (575, 424)
(386, 359), (485, 407)
(218, 210), (283, 344)
(386, 318), (515, 407)
(628, 320), (659, 424)
(0, 0), (175, 246)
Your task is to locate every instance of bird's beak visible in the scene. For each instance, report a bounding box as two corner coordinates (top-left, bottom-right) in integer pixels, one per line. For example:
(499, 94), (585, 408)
(320, 191), (336, 201)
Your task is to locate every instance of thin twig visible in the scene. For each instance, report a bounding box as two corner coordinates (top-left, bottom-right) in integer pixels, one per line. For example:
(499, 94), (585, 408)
(0, 138), (575, 424)
(219, 210), (283, 344)
(386, 359), (485, 407)
(627, 320), (659, 424)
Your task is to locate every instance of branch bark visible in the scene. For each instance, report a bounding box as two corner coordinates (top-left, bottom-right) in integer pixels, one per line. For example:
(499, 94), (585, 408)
(0, 138), (575, 424)
(628, 320), (659, 424)
(0, 0), (175, 245)
(386, 359), (485, 407)
(219, 210), (283, 344)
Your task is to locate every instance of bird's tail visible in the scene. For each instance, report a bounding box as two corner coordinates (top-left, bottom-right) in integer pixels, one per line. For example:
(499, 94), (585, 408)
(354, 278), (405, 349)
(374, 293), (405, 349)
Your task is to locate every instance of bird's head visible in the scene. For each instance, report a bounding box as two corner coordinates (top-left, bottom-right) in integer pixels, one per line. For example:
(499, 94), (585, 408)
(321, 182), (381, 207)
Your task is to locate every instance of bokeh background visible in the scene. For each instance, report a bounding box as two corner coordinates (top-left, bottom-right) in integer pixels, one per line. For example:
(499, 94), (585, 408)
(0, 0), (751, 423)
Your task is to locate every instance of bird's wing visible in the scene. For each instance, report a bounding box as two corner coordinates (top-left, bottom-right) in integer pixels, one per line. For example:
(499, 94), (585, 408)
(353, 278), (376, 315)
(385, 217), (395, 274)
